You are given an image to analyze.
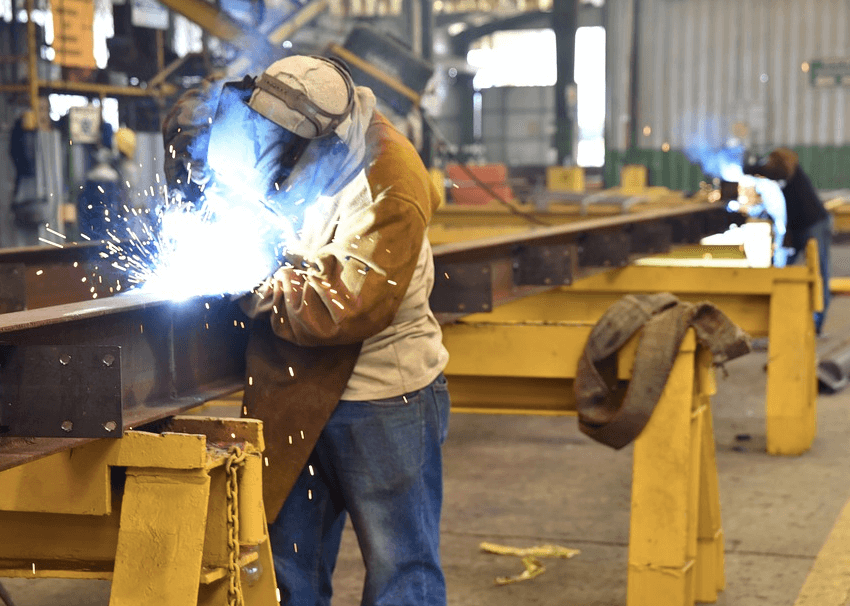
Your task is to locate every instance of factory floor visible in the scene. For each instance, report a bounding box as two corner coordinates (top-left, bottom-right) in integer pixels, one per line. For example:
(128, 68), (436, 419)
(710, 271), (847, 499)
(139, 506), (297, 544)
(5, 247), (850, 606)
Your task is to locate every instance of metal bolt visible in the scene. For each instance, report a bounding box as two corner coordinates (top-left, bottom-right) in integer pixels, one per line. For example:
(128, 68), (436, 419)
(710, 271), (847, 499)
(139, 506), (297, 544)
(102, 354), (115, 367)
(59, 354), (71, 366)
(61, 420), (73, 432)
(103, 421), (117, 432)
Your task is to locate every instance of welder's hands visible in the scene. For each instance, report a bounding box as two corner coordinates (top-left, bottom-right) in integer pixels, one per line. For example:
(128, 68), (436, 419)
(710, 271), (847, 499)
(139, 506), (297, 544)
(239, 266), (300, 319)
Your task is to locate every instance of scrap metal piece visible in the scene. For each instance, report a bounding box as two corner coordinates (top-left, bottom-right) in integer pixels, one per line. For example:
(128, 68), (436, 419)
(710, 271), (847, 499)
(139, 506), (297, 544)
(0, 344), (122, 438)
(479, 542), (580, 586)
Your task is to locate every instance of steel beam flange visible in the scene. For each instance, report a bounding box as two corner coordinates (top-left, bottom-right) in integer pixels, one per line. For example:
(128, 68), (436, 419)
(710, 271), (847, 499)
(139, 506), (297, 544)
(0, 344), (122, 438)
(512, 244), (573, 286)
(430, 261), (493, 314)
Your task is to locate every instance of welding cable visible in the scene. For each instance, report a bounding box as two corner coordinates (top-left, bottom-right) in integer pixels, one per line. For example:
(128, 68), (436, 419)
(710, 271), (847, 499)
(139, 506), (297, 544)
(419, 110), (550, 227)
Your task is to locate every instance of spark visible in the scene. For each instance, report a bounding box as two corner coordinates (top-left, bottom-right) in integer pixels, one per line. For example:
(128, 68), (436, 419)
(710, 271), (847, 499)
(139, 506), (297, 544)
(300, 430), (304, 439)
(36, 269), (43, 276)
(293, 543), (298, 553)
(288, 435), (293, 444)
(249, 376), (253, 386)
(38, 237), (63, 248)
(387, 279), (397, 285)
(289, 366), (294, 377)
(309, 465), (314, 476)
(308, 489), (312, 499)
(45, 226), (66, 239)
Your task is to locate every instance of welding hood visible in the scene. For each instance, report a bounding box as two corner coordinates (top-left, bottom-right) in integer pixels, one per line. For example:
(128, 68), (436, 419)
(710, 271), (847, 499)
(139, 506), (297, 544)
(205, 75), (357, 212)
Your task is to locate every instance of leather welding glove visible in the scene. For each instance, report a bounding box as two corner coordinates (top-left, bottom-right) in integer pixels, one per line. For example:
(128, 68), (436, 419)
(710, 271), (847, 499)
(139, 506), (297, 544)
(161, 80), (222, 204)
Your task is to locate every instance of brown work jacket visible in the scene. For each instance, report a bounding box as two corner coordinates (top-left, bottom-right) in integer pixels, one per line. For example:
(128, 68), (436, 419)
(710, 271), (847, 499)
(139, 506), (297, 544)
(241, 111), (442, 522)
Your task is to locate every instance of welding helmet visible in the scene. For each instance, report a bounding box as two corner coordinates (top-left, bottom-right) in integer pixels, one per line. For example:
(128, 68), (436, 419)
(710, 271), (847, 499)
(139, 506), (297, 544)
(247, 55), (355, 139)
(205, 75), (313, 201)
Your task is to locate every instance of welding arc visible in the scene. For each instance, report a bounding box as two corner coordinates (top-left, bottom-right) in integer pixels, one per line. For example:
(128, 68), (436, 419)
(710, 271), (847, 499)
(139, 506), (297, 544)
(419, 111), (550, 227)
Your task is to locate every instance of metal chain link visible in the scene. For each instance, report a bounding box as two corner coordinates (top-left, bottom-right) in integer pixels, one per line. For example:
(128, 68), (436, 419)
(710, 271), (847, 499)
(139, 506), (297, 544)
(225, 446), (248, 606)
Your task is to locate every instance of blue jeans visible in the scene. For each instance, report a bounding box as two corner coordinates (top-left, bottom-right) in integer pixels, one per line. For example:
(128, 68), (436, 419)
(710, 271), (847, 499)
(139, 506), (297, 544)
(269, 373), (451, 606)
(788, 216), (832, 334)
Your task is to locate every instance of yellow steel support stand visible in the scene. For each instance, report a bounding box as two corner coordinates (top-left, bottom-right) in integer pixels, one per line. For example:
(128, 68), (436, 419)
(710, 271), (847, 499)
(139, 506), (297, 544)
(628, 345), (725, 605)
(442, 317), (725, 606)
(563, 239), (822, 455)
(0, 417), (278, 606)
(451, 239), (820, 453)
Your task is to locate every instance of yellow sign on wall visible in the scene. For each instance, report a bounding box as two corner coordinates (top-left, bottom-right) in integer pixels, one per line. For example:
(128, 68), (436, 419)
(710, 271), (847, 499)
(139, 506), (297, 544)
(52, 0), (96, 69)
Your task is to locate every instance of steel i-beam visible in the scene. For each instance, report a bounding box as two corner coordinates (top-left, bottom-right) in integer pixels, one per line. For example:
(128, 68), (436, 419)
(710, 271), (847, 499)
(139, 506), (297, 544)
(0, 292), (249, 471)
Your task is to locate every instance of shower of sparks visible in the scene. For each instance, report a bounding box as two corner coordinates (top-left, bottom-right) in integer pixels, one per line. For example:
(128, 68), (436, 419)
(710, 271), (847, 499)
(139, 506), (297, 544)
(80, 186), (294, 301)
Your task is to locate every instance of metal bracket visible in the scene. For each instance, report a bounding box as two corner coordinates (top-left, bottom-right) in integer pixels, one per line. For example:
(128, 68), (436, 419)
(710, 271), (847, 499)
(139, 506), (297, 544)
(430, 261), (493, 314)
(0, 264), (26, 314)
(0, 344), (122, 438)
(629, 222), (673, 254)
(577, 232), (631, 268)
(512, 244), (573, 286)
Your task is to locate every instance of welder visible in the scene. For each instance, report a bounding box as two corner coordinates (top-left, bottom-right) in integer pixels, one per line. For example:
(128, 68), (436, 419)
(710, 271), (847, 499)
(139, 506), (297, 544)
(743, 148), (831, 335)
(162, 55), (451, 606)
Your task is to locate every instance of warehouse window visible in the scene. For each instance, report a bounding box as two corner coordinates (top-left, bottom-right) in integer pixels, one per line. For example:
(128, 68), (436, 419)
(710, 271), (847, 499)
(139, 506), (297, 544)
(466, 26), (606, 167)
(575, 26), (605, 167)
(467, 29), (556, 89)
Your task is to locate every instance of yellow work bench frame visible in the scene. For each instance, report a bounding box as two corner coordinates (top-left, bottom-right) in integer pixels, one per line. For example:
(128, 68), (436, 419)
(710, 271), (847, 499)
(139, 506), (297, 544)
(443, 320), (725, 606)
(565, 240), (822, 456)
(0, 417), (279, 606)
(443, 239), (821, 456)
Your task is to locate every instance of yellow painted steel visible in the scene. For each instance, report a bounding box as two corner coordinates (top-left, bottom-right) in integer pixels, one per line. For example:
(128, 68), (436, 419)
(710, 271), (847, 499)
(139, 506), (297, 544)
(449, 251), (820, 454)
(428, 224), (533, 245)
(626, 332), (725, 606)
(0, 417), (278, 605)
(550, 243), (821, 456)
(620, 165), (649, 193)
(547, 166), (585, 192)
(443, 315), (726, 605)
(830, 277), (850, 294)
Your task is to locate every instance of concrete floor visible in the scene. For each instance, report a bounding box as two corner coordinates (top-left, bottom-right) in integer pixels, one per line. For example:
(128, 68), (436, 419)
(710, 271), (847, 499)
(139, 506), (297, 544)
(5, 246), (850, 606)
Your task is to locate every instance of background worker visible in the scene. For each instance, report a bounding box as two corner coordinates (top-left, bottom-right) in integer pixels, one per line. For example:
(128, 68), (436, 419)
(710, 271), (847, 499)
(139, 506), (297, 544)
(162, 55), (451, 606)
(744, 147), (832, 335)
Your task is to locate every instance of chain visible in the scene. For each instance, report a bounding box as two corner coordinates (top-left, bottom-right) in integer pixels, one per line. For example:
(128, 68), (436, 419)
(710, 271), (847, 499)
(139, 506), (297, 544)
(225, 445), (248, 606)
